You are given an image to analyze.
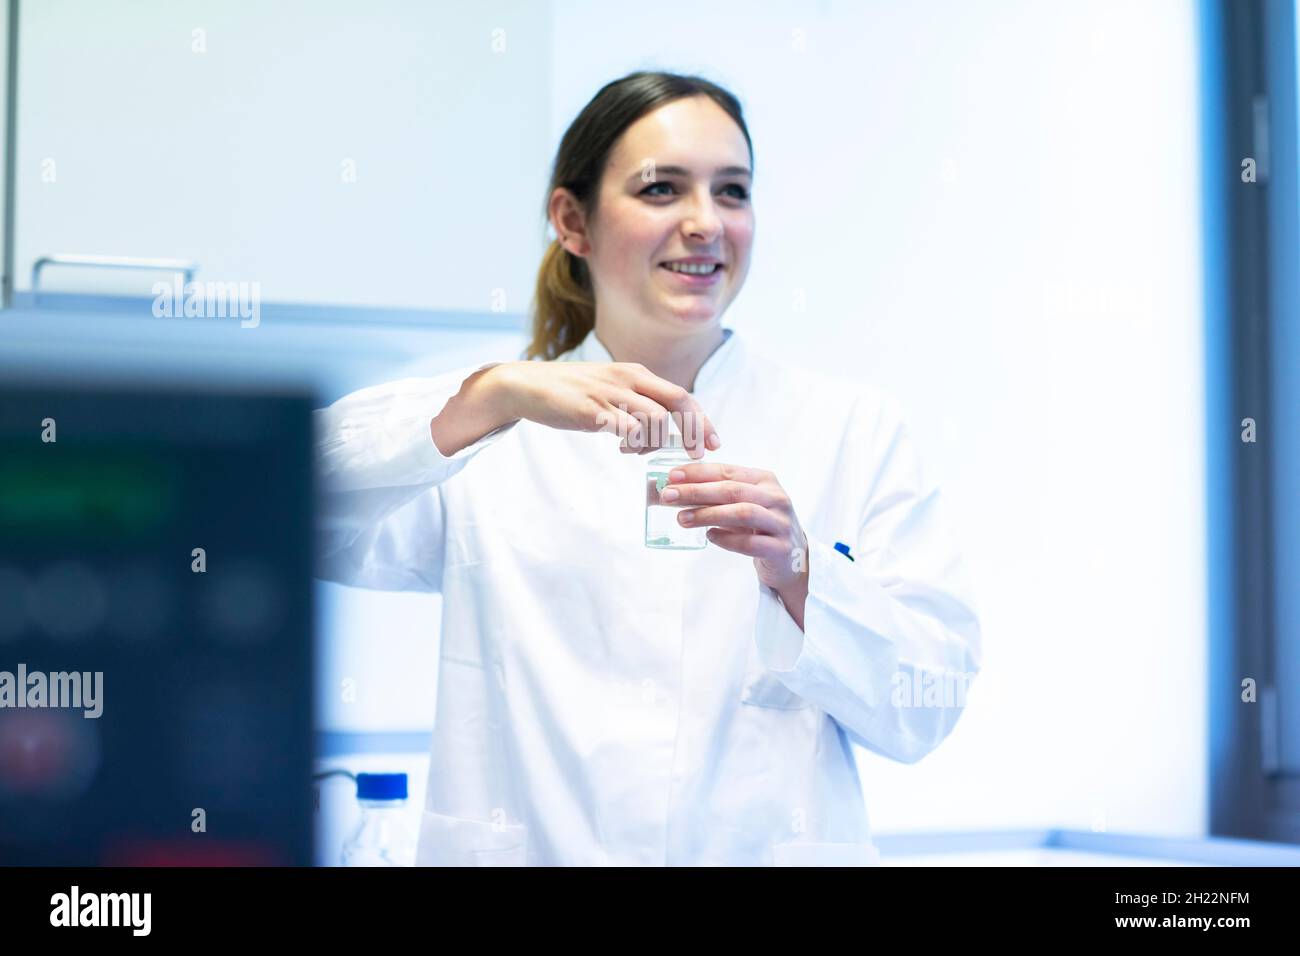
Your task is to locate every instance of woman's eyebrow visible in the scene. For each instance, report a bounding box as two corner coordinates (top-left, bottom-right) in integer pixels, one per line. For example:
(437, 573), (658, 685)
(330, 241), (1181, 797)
(628, 164), (752, 181)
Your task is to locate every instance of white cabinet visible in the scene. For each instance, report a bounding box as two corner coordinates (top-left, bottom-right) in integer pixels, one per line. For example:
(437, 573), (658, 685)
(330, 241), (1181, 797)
(18, 0), (551, 312)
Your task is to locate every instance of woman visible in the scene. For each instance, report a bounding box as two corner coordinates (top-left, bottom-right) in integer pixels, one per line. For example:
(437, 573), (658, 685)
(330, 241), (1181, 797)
(315, 71), (981, 866)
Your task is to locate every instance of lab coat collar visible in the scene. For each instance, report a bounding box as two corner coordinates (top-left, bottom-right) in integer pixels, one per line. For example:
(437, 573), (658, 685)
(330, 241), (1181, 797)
(572, 325), (740, 396)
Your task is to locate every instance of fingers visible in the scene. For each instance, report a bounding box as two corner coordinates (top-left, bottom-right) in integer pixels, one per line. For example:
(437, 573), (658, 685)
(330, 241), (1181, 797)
(705, 528), (786, 558)
(609, 397), (702, 455)
(622, 368), (720, 458)
(663, 461), (770, 486)
(594, 401), (644, 443)
(677, 501), (787, 536)
(658, 478), (780, 508)
(592, 364), (722, 458)
(599, 399), (691, 453)
(597, 390), (675, 451)
(658, 463), (789, 535)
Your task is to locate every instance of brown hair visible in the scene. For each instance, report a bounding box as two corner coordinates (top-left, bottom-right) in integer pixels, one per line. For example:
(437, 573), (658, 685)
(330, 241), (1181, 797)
(525, 71), (754, 361)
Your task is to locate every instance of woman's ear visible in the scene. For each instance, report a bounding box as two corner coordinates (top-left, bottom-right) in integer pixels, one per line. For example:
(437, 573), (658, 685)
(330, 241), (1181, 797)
(548, 187), (591, 258)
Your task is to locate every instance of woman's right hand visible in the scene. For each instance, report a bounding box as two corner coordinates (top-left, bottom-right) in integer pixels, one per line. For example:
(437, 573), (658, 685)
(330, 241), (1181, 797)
(488, 360), (721, 459)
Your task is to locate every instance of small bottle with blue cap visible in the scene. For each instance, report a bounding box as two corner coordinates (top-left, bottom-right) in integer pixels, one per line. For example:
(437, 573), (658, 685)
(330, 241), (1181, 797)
(340, 772), (417, 866)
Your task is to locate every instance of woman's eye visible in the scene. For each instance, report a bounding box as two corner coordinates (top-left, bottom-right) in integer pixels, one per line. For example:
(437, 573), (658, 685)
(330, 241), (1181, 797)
(639, 182), (750, 200)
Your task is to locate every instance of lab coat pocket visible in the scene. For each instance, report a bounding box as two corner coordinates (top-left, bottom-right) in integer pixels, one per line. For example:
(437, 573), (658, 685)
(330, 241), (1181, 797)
(740, 642), (810, 710)
(416, 809), (528, 867)
(772, 841), (881, 867)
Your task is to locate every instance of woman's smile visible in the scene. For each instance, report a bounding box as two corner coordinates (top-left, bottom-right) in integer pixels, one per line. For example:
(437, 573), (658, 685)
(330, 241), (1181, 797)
(658, 259), (725, 288)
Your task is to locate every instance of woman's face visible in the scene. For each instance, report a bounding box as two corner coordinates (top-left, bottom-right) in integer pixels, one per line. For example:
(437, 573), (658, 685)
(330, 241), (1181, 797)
(566, 95), (754, 336)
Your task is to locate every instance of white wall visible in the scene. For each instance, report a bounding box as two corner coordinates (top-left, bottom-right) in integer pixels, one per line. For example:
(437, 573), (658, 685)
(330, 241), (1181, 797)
(18, 0), (551, 311)
(550, 0), (1206, 837)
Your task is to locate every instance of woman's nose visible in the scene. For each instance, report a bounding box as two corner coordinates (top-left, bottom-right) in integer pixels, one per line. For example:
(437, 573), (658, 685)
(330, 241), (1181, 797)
(682, 190), (724, 240)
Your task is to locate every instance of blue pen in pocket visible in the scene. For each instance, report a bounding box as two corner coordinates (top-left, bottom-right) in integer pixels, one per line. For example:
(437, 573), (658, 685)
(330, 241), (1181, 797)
(833, 541), (855, 562)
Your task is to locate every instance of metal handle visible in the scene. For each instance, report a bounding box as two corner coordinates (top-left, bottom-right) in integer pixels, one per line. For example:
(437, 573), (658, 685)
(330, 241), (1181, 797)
(31, 254), (199, 301)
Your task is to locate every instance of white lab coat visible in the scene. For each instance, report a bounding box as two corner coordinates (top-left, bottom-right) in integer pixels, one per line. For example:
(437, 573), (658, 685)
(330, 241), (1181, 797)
(314, 325), (981, 866)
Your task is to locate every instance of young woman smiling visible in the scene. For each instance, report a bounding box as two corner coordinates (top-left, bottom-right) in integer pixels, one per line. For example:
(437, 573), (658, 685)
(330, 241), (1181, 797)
(315, 70), (982, 867)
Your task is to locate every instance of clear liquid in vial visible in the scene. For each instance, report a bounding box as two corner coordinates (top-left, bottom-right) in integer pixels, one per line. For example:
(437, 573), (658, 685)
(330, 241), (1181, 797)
(645, 468), (707, 549)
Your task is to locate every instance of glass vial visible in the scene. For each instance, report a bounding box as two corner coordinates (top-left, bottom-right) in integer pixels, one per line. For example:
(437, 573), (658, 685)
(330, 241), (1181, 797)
(645, 423), (707, 550)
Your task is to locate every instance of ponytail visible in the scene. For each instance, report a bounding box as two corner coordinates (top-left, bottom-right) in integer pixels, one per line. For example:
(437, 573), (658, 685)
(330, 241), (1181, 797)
(525, 237), (594, 361)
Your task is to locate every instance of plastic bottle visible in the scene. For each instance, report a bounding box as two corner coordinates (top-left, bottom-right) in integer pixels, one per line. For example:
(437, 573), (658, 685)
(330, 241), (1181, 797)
(340, 772), (417, 866)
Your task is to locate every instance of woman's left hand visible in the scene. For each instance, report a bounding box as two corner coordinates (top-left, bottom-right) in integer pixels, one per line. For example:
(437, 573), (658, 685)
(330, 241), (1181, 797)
(660, 462), (809, 595)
